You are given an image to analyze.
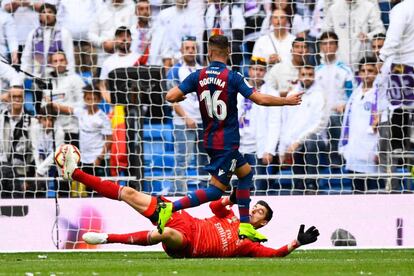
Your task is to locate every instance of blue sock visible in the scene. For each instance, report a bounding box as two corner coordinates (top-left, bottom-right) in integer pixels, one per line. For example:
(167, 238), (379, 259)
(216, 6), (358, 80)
(237, 171), (253, 223)
(173, 185), (223, 211)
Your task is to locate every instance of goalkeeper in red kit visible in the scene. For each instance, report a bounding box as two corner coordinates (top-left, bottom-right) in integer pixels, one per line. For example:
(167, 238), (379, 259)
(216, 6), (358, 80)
(61, 145), (319, 258)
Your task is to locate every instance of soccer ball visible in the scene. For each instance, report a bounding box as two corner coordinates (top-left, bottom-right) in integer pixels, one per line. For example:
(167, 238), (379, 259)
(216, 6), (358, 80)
(54, 144), (81, 168)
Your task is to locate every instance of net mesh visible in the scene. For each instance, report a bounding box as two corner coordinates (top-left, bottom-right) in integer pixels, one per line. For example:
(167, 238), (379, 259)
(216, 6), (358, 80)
(0, 0), (413, 201)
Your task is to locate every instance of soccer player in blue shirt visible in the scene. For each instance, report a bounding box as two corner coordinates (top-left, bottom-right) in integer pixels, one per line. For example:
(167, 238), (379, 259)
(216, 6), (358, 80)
(159, 35), (303, 241)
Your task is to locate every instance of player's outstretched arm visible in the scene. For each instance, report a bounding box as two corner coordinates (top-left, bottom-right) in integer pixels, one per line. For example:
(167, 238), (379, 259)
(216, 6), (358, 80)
(166, 86), (187, 103)
(241, 224), (319, 258)
(249, 91), (303, 106)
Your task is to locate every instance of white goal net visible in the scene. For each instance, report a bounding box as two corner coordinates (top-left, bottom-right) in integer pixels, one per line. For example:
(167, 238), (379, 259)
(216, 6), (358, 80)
(0, 0), (413, 202)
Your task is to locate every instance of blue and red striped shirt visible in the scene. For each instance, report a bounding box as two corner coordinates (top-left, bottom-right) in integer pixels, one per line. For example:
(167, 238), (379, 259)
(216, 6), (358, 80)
(178, 61), (254, 150)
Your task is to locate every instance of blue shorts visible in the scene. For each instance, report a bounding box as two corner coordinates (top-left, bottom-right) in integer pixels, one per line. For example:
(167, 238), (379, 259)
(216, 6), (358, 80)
(205, 149), (247, 186)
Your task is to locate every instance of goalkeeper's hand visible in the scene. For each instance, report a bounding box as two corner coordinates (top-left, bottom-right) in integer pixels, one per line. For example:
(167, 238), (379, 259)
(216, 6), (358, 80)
(229, 188), (237, 204)
(297, 224), (319, 246)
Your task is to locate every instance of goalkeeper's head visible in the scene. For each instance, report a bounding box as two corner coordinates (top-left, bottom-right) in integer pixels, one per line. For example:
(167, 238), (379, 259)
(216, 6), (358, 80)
(250, 200), (274, 229)
(207, 35), (230, 63)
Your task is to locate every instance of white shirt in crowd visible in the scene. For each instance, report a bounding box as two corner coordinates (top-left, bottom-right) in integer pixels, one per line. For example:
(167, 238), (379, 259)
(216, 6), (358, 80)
(0, 61), (22, 87)
(278, 82), (328, 155)
(238, 82), (281, 158)
(168, 62), (202, 126)
(266, 59), (299, 94)
(204, 4), (246, 38)
(323, 0), (385, 68)
(1, 0), (58, 45)
(252, 32), (295, 64)
(0, 9), (18, 58)
(379, 0), (414, 67)
(31, 119), (64, 176)
(131, 23), (153, 56)
(58, 0), (103, 41)
(292, 0), (324, 38)
(46, 71), (85, 133)
(88, 0), (136, 65)
(74, 107), (112, 164)
(99, 52), (140, 81)
(339, 84), (379, 174)
(21, 27), (75, 77)
(373, 60), (394, 120)
(149, 5), (204, 65)
(315, 58), (354, 112)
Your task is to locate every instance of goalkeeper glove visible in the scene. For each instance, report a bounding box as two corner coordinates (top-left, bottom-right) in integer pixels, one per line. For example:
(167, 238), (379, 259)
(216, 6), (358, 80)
(297, 224), (319, 246)
(229, 188), (237, 204)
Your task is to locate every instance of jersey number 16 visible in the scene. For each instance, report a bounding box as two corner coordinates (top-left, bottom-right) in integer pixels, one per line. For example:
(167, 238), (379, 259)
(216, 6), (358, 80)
(200, 90), (227, 120)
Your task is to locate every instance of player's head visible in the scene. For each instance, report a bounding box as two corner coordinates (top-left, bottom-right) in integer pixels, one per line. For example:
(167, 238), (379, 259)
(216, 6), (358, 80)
(271, 9), (288, 30)
(83, 84), (102, 107)
(37, 106), (55, 131)
(299, 64), (315, 89)
(319, 31), (339, 57)
(181, 36), (197, 65)
(371, 33), (386, 59)
(358, 56), (378, 87)
(136, 0), (151, 23)
(39, 3), (57, 27)
(250, 200), (274, 229)
(176, 0), (189, 9)
(112, 0), (125, 5)
(291, 37), (308, 64)
(207, 35), (230, 62)
(248, 56), (267, 87)
(50, 51), (68, 74)
(8, 85), (24, 112)
(115, 26), (132, 53)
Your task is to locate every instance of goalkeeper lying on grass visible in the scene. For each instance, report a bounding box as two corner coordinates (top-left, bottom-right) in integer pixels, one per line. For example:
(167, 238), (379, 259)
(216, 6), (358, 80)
(61, 145), (319, 258)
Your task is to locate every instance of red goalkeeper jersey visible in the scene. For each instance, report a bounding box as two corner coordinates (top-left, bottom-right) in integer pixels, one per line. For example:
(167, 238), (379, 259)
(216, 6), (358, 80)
(164, 200), (292, 258)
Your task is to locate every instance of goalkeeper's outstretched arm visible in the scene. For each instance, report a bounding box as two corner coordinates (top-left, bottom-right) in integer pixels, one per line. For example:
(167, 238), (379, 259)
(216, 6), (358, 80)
(240, 224), (320, 258)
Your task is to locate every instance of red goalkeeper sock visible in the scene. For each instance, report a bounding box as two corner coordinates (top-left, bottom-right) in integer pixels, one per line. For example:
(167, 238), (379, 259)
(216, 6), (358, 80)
(142, 196), (159, 225)
(107, 231), (153, 246)
(72, 169), (122, 200)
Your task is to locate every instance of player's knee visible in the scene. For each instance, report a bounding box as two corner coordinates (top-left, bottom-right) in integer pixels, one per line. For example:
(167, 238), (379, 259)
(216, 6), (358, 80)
(120, 187), (137, 201)
(161, 228), (175, 241)
(209, 185), (224, 200)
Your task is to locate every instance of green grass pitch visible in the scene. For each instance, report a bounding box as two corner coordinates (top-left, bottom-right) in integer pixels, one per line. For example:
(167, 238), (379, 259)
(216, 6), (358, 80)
(1, 249), (414, 275)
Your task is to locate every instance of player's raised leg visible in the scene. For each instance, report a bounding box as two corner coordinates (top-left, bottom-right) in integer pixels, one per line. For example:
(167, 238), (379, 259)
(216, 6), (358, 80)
(61, 144), (160, 223)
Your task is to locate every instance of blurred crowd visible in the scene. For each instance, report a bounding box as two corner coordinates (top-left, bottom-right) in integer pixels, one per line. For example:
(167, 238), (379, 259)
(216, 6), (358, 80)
(0, 0), (413, 198)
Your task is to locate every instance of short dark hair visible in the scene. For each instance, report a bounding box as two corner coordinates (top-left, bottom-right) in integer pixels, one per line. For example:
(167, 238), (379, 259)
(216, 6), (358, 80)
(39, 3), (57, 15)
(358, 56), (378, 71)
(83, 83), (101, 98)
(256, 200), (273, 222)
(10, 85), (24, 90)
(299, 63), (315, 71)
(319, 31), (339, 44)
(372, 33), (386, 40)
(37, 106), (55, 117)
(208, 35), (229, 50)
(115, 26), (131, 37)
(292, 37), (307, 47)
